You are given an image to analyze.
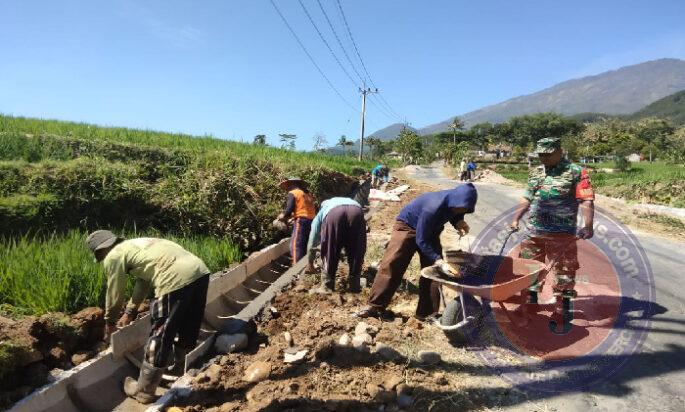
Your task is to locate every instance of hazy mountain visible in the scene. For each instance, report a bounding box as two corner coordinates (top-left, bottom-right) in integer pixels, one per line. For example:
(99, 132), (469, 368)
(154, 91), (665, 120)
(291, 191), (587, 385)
(399, 58), (685, 135)
(367, 122), (417, 141)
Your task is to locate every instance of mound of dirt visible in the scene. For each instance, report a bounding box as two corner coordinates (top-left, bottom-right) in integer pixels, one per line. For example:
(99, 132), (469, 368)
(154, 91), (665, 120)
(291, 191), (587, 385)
(0, 307), (108, 409)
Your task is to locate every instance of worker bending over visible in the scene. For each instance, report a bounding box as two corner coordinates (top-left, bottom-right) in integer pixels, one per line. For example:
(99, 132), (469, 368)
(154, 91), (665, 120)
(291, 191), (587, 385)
(357, 183), (478, 319)
(276, 177), (316, 265)
(306, 197), (367, 294)
(371, 163), (390, 188)
(86, 231), (210, 404)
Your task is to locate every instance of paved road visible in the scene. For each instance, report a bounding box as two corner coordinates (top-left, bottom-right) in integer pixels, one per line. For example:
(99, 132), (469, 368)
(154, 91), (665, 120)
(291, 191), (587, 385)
(406, 165), (685, 412)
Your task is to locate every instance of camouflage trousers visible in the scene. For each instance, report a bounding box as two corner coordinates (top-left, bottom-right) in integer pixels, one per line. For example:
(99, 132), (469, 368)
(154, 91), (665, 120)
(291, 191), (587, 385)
(519, 233), (579, 295)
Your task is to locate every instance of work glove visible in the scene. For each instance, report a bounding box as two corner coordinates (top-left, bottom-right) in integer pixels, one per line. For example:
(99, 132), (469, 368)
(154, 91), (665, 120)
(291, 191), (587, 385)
(434, 259), (458, 276)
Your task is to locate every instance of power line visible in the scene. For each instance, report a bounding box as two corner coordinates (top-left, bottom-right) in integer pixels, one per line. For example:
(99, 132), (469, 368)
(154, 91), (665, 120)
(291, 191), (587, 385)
(298, 0), (358, 87)
(316, 0), (365, 85)
(269, 0), (357, 113)
(335, 0), (404, 120)
(297, 0), (397, 122)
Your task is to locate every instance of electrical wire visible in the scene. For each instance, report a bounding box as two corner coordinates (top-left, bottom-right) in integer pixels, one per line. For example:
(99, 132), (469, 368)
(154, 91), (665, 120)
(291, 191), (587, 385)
(270, 0), (357, 113)
(335, 0), (404, 120)
(298, 0), (397, 122)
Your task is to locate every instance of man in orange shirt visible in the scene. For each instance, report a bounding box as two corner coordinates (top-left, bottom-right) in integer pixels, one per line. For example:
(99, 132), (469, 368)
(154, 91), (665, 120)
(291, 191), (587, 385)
(277, 177), (317, 265)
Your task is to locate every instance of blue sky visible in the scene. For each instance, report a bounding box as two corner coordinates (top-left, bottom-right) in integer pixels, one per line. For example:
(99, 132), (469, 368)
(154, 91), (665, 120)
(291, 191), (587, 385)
(1, 0), (684, 149)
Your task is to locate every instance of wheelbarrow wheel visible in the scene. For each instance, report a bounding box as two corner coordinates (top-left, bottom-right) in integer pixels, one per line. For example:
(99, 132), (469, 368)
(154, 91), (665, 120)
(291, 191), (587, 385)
(441, 295), (482, 344)
(441, 298), (462, 328)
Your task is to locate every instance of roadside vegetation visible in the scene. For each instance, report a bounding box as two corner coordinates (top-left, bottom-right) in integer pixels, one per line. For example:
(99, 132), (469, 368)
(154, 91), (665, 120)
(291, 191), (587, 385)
(0, 114), (373, 316)
(365, 111), (685, 208)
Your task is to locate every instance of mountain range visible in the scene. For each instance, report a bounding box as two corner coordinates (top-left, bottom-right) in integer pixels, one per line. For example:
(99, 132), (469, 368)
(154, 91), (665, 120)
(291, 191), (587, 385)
(368, 58), (685, 139)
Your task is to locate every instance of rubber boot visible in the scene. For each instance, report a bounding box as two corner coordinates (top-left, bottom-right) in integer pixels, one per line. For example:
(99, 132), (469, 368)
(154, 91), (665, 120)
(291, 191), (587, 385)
(124, 361), (164, 404)
(310, 273), (335, 294)
(166, 345), (188, 376)
(347, 275), (361, 293)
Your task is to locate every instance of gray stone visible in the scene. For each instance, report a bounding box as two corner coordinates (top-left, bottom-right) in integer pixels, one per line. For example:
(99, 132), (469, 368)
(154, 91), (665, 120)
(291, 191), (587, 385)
(352, 333), (373, 351)
(284, 331), (294, 347)
(71, 350), (93, 366)
(214, 333), (248, 354)
(243, 361), (272, 383)
(284, 349), (308, 364)
(397, 394), (414, 408)
(374, 342), (401, 361)
(338, 333), (351, 346)
(417, 350), (441, 365)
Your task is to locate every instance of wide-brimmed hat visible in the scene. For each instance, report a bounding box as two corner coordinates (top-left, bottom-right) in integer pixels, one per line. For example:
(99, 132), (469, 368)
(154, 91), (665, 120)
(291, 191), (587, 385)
(278, 177), (306, 190)
(85, 230), (120, 256)
(535, 137), (561, 154)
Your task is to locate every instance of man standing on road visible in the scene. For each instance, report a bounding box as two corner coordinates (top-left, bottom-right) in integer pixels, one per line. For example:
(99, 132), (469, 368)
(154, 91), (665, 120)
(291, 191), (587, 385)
(86, 231), (210, 404)
(510, 137), (595, 322)
(305, 197), (367, 294)
(276, 177), (317, 265)
(356, 183), (478, 319)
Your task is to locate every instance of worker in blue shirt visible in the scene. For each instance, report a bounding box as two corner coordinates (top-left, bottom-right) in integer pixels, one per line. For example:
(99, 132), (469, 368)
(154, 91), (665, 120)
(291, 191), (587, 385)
(371, 163), (389, 188)
(356, 183), (478, 319)
(306, 197), (366, 293)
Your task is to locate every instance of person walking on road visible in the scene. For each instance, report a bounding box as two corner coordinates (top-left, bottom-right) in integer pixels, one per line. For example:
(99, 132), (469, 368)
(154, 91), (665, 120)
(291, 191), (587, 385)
(510, 137), (595, 322)
(305, 197), (367, 294)
(86, 231), (210, 404)
(356, 183), (478, 319)
(276, 177), (317, 265)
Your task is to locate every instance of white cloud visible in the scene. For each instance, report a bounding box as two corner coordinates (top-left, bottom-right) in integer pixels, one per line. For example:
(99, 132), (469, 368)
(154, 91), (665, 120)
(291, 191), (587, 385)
(116, 1), (204, 48)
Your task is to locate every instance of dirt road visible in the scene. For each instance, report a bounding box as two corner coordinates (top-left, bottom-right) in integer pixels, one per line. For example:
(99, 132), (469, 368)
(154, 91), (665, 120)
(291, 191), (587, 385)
(404, 164), (685, 412)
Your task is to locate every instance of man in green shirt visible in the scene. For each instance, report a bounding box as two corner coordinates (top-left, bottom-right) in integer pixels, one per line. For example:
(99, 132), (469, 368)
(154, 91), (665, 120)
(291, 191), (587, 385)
(510, 137), (594, 323)
(86, 230), (210, 404)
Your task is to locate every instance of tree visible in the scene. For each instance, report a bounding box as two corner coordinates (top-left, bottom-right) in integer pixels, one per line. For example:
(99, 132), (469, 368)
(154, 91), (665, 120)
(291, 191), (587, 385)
(313, 133), (328, 152)
(279, 133), (297, 150)
(395, 129), (423, 164)
(635, 117), (674, 161)
(253, 134), (267, 145)
(449, 117), (465, 145)
(337, 135), (353, 155)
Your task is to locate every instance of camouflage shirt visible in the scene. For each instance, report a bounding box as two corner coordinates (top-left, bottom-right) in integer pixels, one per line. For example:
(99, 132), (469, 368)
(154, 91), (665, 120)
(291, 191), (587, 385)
(523, 160), (594, 234)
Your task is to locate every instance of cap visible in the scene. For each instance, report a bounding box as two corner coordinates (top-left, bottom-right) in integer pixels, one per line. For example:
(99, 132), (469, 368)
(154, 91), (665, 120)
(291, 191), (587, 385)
(85, 230), (119, 255)
(535, 137), (561, 154)
(278, 177), (306, 190)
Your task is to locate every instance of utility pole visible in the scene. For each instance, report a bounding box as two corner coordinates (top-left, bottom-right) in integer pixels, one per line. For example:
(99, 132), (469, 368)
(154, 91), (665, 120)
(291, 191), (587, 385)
(358, 84), (378, 161)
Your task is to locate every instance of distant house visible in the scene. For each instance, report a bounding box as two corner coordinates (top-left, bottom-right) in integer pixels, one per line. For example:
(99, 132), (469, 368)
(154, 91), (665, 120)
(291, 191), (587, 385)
(626, 153), (642, 162)
(486, 144), (513, 158)
(386, 151), (402, 159)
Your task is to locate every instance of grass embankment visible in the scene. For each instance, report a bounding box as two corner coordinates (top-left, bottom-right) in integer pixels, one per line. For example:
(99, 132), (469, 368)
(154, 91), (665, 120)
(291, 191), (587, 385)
(496, 161), (685, 208)
(0, 115), (373, 315)
(0, 231), (241, 315)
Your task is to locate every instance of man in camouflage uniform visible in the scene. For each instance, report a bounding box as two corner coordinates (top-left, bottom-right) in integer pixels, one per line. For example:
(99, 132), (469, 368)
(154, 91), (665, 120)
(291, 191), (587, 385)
(510, 137), (595, 321)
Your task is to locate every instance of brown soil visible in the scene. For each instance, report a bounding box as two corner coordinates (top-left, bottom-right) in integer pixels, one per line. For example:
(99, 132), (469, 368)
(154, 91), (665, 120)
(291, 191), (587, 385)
(170, 178), (517, 412)
(0, 307), (109, 408)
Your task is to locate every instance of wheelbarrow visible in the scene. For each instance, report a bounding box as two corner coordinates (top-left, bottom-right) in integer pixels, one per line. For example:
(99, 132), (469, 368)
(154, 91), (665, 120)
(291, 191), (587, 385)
(421, 254), (554, 331)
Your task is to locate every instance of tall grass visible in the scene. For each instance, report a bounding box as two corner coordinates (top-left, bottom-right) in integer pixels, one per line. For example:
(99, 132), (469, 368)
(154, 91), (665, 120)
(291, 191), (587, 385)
(0, 115), (375, 175)
(0, 230), (241, 314)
